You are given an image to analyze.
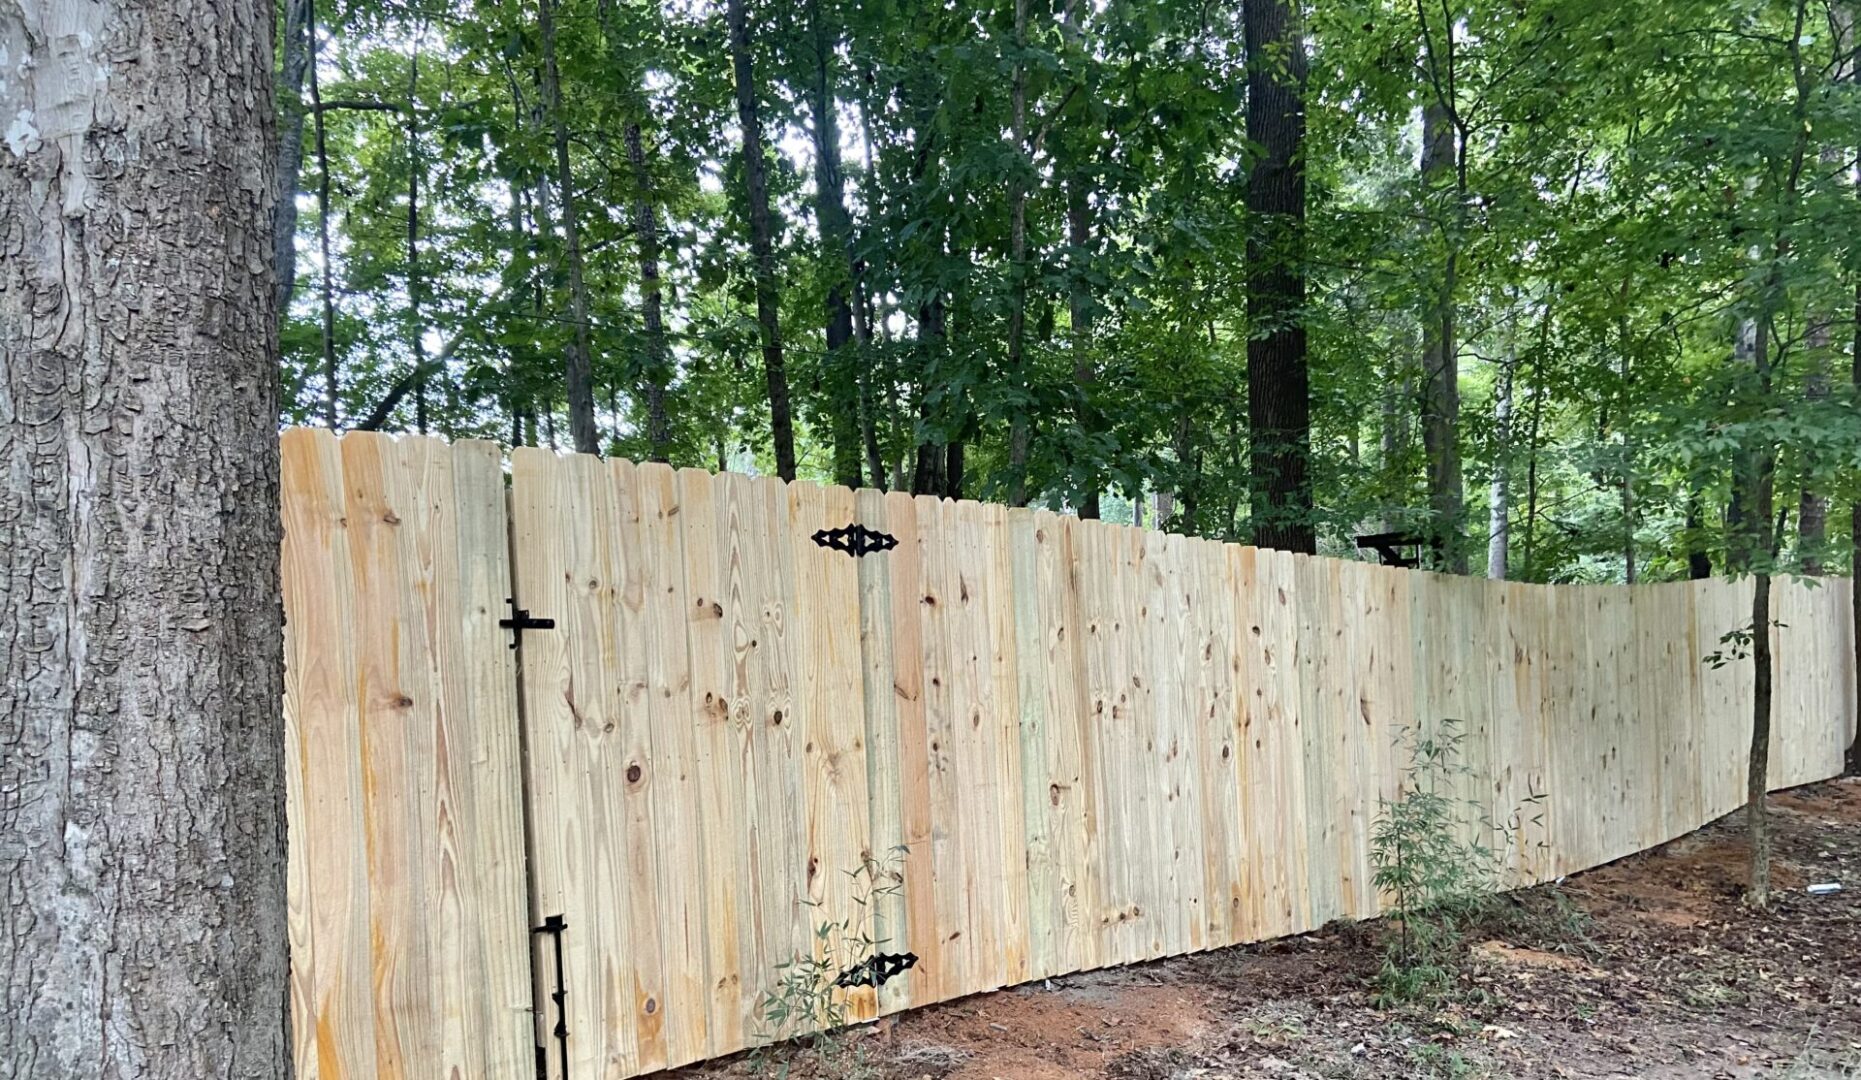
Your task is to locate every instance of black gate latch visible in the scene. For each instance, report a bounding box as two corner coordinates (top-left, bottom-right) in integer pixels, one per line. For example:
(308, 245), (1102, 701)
(499, 597), (555, 649)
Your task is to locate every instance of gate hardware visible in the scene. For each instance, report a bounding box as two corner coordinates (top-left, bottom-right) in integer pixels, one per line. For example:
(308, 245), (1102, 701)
(833, 950), (917, 989)
(500, 597), (555, 649)
(1353, 531), (1426, 569)
(531, 914), (569, 1080)
(812, 524), (898, 558)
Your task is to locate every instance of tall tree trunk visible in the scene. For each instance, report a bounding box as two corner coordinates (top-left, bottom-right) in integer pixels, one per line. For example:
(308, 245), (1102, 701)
(0, 2), (288, 1075)
(1487, 349), (1514, 580)
(309, 0), (339, 428)
(404, 46), (428, 434)
(1728, 319), (1761, 573)
(910, 295), (949, 497)
(1004, 0), (1034, 506)
(625, 122), (672, 462)
(274, 0), (313, 320)
(808, 0), (862, 489)
(1748, 568), (1775, 904)
(1685, 483), (1714, 580)
(1069, 179), (1101, 519)
(1740, 312), (1780, 906)
(727, 0), (797, 481)
(538, 0), (599, 454)
(1243, 0), (1314, 553)
(1799, 321), (1830, 574)
(1380, 333), (1416, 532)
(1419, 98), (1466, 572)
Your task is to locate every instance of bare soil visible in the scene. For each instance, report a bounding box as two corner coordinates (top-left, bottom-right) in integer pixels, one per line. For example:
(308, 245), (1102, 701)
(675, 777), (1861, 1079)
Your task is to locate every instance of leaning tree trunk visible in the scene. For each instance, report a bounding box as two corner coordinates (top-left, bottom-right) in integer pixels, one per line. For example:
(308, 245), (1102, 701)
(0, 2), (289, 1077)
(1243, 0), (1314, 553)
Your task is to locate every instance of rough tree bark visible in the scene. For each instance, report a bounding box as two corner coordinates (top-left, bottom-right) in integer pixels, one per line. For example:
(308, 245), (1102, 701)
(0, 1), (289, 1076)
(538, 0), (599, 454)
(727, 0), (797, 481)
(1244, 0), (1314, 553)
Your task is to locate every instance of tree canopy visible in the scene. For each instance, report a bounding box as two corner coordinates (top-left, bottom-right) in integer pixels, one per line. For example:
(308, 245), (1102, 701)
(276, 0), (1861, 584)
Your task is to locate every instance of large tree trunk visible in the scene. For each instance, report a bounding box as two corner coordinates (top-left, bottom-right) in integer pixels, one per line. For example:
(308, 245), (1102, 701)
(808, 0), (863, 489)
(0, 2), (289, 1076)
(1243, 0), (1313, 553)
(625, 122), (673, 462)
(1420, 99), (1466, 572)
(727, 0), (797, 481)
(538, 0), (599, 454)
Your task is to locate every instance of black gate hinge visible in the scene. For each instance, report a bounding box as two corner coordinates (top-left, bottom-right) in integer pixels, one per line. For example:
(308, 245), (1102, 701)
(812, 523), (898, 558)
(500, 597), (555, 649)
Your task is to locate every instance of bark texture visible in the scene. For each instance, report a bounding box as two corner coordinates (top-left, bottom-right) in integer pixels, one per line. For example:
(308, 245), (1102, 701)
(1243, 0), (1314, 553)
(0, 1), (289, 1076)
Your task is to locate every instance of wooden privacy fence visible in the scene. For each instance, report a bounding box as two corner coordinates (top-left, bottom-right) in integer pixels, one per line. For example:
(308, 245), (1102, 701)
(280, 428), (1857, 1079)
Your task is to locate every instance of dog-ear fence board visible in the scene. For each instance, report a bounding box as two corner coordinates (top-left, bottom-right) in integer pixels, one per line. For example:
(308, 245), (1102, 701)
(280, 428), (1858, 1079)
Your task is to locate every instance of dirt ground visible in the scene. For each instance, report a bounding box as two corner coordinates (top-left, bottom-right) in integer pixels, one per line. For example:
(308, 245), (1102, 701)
(676, 778), (1861, 1079)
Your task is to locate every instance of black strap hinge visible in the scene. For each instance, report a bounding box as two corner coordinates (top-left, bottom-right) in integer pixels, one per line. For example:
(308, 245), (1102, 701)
(813, 523), (898, 558)
(833, 950), (918, 989)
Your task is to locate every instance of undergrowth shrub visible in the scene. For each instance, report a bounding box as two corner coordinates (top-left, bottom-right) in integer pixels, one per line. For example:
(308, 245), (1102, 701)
(752, 846), (908, 1079)
(1368, 719), (1503, 1007)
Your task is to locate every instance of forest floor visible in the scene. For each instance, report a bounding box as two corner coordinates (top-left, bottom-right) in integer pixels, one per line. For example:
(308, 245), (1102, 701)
(675, 777), (1861, 1080)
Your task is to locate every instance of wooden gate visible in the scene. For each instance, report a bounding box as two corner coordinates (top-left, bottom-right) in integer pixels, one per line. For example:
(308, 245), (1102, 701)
(281, 429), (534, 1079)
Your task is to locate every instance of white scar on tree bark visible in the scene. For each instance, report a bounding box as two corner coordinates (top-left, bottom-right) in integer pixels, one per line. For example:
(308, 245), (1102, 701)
(0, 1), (111, 213)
